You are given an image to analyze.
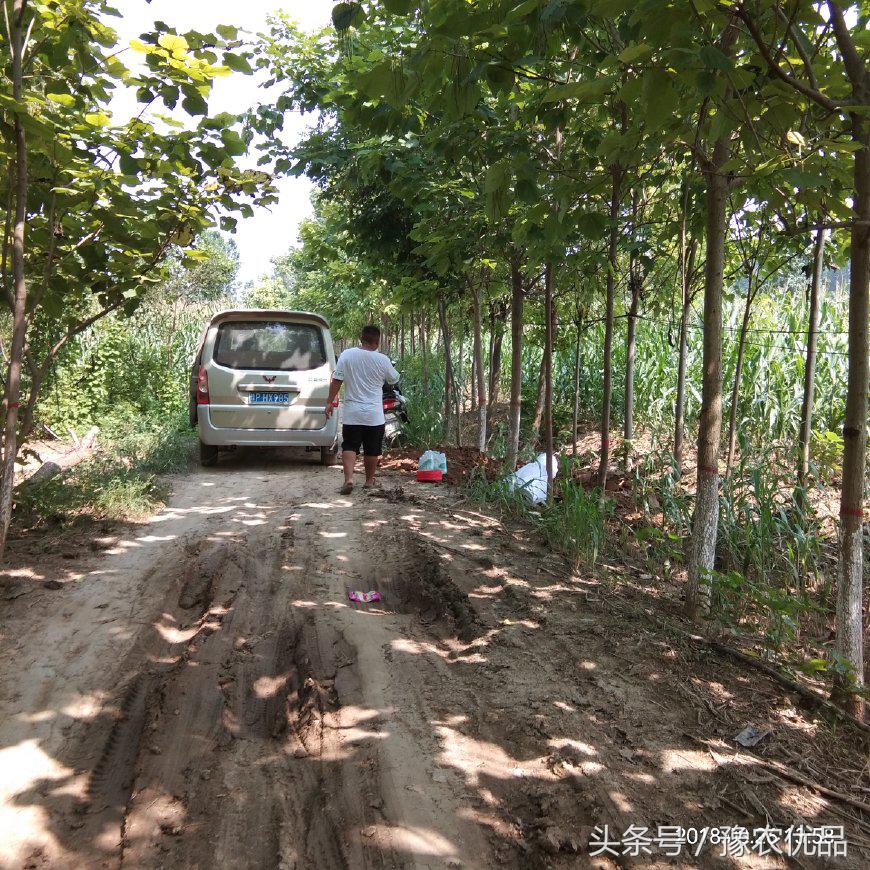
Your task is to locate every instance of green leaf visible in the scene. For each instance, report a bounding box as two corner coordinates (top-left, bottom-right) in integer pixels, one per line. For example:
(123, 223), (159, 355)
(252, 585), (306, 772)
(383, 0), (414, 13)
(332, 2), (364, 32)
(46, 92), (76, 107)
(221, 129), (246, 156)
(182, 91), (208, 116)
(448, 81), (480, 118)
(485, 63), (515, 94)
(360, 61), (411, 107)
(515, 177), (538, 203)
(84, 111), (111, 127)
(119, 153), (141, 175)
(641, 69), (677, 130)
(484, 161), (512, 222)
(699, 44), (732, 72)
(484, 161), (511, 194)
(542, 77), (614, 103)
(589, 0), (634, 15)
(618, 42), (652, 64)
(821, 138), (862, 153)
(618, 76), (643, 105)
(224, 52), (254, 74)
(158, 33), (189, 55)
(216, 24), (238, 40)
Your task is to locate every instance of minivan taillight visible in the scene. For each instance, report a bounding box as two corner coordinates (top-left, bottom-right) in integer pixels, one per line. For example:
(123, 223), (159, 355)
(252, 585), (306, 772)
(196, 367), (210, 405)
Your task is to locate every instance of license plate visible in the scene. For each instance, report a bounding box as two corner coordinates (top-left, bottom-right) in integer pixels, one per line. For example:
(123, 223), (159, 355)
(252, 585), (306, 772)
(249, 392), (289, 405)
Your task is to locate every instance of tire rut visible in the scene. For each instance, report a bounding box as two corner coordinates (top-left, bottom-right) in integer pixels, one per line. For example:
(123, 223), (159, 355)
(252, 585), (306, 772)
(373, 531), (484, 643)
(67, 509), (401, 869)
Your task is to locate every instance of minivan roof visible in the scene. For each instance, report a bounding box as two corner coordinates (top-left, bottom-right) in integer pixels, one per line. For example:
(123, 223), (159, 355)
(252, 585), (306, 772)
(207, 309), (331, 329)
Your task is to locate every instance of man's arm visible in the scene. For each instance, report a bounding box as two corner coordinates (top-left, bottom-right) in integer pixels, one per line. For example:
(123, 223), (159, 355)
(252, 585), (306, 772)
(384, 358), (400, 385)
(324, 377), (342, 419)
(325, 351), (346, 419)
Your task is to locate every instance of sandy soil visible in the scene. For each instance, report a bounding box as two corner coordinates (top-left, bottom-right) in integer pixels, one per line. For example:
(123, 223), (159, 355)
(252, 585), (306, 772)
(1, 448), (868, 869)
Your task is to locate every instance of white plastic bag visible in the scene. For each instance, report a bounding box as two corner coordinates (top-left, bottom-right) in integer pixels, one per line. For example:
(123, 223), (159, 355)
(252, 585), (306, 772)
(418, 450), (447, 473)
(506, 452), (559, 504)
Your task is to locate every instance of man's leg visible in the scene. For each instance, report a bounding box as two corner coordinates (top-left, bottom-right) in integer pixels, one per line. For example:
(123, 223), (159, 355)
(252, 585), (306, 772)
(339, 425), (362, 493)
(342, 451), (357, 485)
(362, 424), (386, 487)
(363, 454), (379, 486)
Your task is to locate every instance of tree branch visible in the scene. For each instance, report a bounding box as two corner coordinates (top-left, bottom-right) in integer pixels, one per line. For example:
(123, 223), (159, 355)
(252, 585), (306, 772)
(734, 6), (840, 114)
(775, 5), (818, 91)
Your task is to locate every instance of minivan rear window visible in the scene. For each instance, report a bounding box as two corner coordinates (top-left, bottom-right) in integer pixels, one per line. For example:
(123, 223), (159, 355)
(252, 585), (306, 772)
(213, 321), (327, 371)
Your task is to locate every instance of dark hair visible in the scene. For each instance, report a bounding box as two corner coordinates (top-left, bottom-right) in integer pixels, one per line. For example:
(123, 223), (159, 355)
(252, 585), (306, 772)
(360, 325), (381, 344)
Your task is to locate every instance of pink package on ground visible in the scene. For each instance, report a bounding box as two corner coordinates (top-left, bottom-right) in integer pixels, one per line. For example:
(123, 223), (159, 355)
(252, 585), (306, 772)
(348, 590), (381, 604)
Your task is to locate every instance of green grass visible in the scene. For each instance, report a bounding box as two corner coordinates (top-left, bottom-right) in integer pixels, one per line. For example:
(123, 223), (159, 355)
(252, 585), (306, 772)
(466, 459), (612, 567)
(538, 469), (613, 567)
(17, 412), (194, 523)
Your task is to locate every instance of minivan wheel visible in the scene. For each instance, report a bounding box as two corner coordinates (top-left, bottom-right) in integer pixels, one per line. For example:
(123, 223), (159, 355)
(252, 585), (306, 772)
(320, 446), (339, 466)
(199, 441), (219, 467)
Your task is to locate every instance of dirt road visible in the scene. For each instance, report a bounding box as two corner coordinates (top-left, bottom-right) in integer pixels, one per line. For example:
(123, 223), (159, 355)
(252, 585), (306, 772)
(1, 450), (867, 868)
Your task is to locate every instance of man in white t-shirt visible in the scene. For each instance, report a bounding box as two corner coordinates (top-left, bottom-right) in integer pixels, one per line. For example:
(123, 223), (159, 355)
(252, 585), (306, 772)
(324, 324), (400, 494)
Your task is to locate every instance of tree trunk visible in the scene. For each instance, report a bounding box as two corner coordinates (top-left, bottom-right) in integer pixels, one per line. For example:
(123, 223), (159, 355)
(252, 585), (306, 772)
(22, 426), (99, 489)
(472, 280), (487, 453)
(381, 313), (390, 358)
(674, 302), (691, 472)
(572, 317), (582, 456)
(487, 305), (504, 415)
(438, 299), (453, 444)
(674, 239), (697, 471)
(599, 167), (622, 492)
(455, 325), (464, 446)
(505, 257), (524, 472)
(835, 92), (869, 719)
(685, 138), (729, 620)
(724, 273), (755, 477)
(421, 313), (430, 393)
(0, 0), (30, 559)
(797, 228), (827, 490)
(543, 263), (555, 503)
(624, 263), (641, 471)
(409, 313), (416, 356)
(624, 192), (643, 472)
(532, 349), (546, 439)
(400, 313), (406, 359)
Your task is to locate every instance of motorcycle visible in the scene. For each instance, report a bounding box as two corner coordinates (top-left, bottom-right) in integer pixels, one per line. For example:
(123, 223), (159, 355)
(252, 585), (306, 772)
(382, 379), (408, 442)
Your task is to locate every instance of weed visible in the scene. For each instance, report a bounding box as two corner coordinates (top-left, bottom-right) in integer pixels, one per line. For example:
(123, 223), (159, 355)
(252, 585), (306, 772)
(539, 469), (612, 567)
(465, 466), (531, 518)
(17, 412), (193, 523)
(466, 458), (612, 567)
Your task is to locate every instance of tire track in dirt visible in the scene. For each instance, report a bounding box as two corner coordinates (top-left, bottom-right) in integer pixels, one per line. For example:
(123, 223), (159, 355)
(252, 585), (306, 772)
(282, 497), (494, 868)
(41, 458), (491, 869)
(8, 453), (864, 870)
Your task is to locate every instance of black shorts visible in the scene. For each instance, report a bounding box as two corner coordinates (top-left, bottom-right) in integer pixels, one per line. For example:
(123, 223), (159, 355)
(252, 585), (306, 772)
(342, 424), (386, 457)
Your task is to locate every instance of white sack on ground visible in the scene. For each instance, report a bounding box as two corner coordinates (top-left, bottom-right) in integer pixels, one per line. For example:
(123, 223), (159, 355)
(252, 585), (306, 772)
(506, 452), (559, 504)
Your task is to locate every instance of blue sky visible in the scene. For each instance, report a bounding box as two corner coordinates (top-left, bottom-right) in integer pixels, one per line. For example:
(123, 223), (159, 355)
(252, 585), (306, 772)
(113, 1), (334, 285)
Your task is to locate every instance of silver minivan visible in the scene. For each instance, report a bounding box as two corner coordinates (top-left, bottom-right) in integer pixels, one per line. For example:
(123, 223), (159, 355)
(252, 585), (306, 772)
(189, 309), (340, 467)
